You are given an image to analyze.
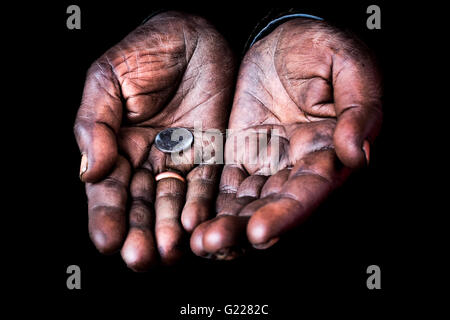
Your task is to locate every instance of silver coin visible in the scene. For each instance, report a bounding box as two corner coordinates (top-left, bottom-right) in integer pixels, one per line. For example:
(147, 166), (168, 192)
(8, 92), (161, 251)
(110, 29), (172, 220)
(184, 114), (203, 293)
(155, 127), (193, 153)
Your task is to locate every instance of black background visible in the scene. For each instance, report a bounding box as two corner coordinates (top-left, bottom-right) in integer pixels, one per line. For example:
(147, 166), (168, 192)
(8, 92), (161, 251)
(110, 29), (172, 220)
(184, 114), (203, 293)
(12, 0), (431, 316)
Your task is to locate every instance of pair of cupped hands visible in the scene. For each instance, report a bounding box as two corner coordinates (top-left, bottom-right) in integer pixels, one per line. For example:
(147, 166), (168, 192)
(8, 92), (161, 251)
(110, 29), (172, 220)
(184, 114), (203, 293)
(74, 11), (382, 271)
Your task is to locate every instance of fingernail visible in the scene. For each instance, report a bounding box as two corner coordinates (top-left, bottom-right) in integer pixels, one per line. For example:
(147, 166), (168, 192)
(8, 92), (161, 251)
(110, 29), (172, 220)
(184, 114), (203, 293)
(252, 237), (279, 250)
(362, 140), (370, 166)
(79, 153), (88, 180)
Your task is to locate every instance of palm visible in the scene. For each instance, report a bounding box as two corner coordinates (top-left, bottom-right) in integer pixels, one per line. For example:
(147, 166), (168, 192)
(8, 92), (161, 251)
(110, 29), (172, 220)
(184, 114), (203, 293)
(191, 18), (382, 260)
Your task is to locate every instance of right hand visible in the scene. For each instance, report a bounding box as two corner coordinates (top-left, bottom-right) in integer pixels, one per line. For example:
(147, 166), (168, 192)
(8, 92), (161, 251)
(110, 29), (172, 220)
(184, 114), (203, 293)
(74, 11), (236, 271)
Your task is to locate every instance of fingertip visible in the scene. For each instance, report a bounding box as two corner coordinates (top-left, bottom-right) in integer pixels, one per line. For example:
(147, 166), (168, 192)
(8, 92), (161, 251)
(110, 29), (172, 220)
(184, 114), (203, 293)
(79, 126), (118, 183)
(247, 198), (302, 248)
(202, 215), (248, 258)
(203, 223), (227, 253)
(333, 102), (380, 169)
(121, 230), (158, 272)
(89, 228), (123, 255)
(334, 133), (366, 169)
(181, 201), (209, 233)
(246, 207), (280, 249)
(155, 223), (185, 265)
(81, 149), (118, 183)
(190, 221), (210, 257)
(88, 207), (126, 255)
(247, 216), (272, 247)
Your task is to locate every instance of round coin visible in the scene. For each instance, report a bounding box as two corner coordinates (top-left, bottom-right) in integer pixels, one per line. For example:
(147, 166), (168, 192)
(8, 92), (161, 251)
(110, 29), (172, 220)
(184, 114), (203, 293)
(154, 127), (193, 153)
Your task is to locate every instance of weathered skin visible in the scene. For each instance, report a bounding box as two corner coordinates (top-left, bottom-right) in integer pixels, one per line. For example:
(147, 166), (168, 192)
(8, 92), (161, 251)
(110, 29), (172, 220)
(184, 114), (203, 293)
(190, 18), (382, 260)
(74, 12), (236, 271)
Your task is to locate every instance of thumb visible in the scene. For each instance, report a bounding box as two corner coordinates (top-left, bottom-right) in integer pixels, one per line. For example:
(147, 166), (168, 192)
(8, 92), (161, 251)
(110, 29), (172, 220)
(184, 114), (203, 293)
(332, 51), (382, 168)
(74, 60), (122, 182)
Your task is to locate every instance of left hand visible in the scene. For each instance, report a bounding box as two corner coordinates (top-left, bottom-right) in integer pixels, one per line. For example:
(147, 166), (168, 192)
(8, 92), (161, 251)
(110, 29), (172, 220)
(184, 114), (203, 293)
(190, 18), (382, 259)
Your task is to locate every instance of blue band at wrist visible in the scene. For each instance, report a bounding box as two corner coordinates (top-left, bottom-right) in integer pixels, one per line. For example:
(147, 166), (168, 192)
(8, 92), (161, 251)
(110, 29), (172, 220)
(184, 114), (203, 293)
(249, 13), (323, 48)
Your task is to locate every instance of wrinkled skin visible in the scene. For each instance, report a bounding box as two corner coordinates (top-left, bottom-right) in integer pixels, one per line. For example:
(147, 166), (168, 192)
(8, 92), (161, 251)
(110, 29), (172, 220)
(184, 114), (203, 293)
(74, 12), (235, 271)
(191, 18), (382, 260)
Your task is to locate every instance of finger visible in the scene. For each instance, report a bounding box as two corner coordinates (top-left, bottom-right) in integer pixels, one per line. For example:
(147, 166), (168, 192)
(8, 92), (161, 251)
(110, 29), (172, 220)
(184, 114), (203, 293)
(216, 165), (248, 216)
(192, 173), (267, 260)
(154, 176), (187, 265)
(86, 155), (131, 254)
(74, 60), (122, 182)
(218, 173), (268, 218)
(191, 216), (248, 260)
(200, 215), (250, 260)
(236, 174), (268, 199)
(260, 168), (290, 198)
(121, 168), (158, 272)
(181, 164), (220, 233)
(190, 219), (214, 258)
(247, 150), (350, 248)
(333, 51), (382, 168)
(232, 174), (269, 216)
